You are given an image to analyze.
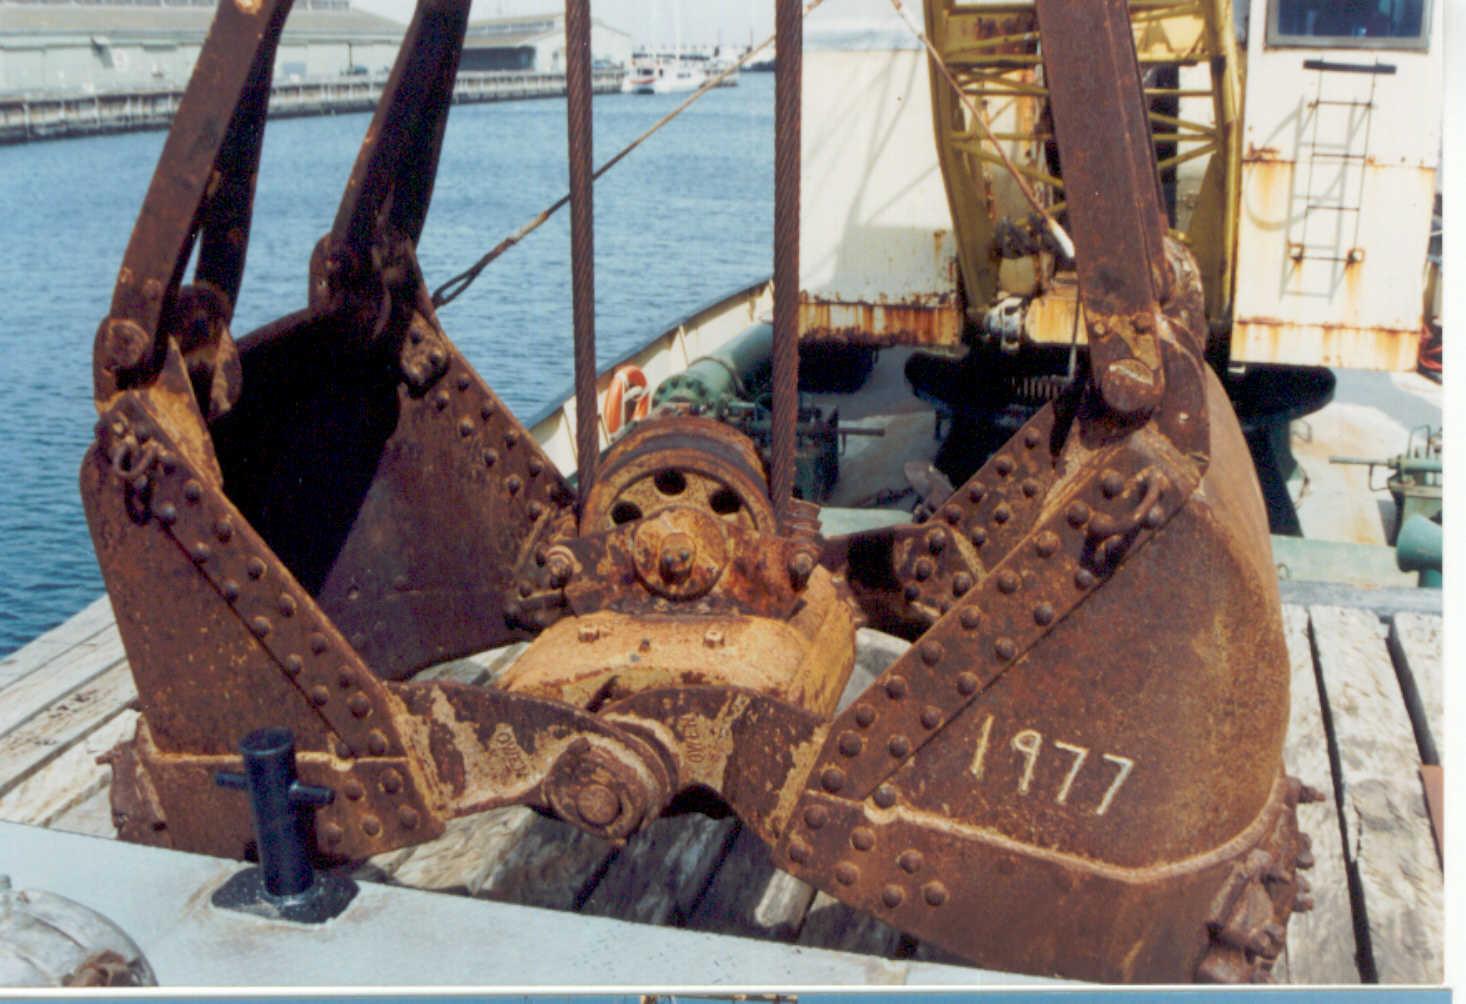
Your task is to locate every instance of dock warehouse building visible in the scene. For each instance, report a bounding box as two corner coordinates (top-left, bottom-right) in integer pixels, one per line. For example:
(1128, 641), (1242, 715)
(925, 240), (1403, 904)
(0, 0), (406, 93)
(460, 11), (631, 72)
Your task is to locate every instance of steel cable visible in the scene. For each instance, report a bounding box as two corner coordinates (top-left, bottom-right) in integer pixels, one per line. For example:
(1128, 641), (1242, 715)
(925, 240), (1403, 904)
(770, 0), (802, 524)
(566, 0), (598, 503)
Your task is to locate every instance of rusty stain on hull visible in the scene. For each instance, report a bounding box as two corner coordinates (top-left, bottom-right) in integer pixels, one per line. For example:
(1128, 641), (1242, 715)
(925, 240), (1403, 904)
(799, 296), (962, 347)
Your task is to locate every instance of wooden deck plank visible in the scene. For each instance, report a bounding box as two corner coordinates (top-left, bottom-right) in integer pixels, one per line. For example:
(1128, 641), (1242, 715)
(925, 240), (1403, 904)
(684, 823), (816, 942)
(797, 892), (907, 958)
(1278, 604), (1358, 984)
(48, 784), (117, 838)
(0, 709), (135, 828)
(0, 661), (136, 798)
(580, 813), (739, 926)
(0, 596), (113, 689)
(474, 813), (615, 912)
(0, 623), (125, 740)
(1385, 612), (1442, 766)
(1309, 604), (1443, 984)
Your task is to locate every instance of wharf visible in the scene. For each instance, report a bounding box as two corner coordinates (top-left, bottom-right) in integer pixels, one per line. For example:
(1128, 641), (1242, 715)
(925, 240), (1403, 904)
(0, 589), (1443, 985)
(0, 68), (624, 145)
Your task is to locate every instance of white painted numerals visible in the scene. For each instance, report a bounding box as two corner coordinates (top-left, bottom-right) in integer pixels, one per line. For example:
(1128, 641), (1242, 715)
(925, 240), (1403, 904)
(967, 714), (1135, 816)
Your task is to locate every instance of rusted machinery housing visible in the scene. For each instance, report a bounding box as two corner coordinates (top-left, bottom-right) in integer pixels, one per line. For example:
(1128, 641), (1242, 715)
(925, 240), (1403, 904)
(82, 0), (1312, 983)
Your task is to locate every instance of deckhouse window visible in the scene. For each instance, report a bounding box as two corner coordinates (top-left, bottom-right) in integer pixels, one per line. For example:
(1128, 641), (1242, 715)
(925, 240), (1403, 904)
(1267, 0), (1430, 49)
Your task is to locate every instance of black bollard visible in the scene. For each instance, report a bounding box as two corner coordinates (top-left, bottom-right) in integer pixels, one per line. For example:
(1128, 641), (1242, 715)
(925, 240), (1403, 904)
(211, 727), (357, 923)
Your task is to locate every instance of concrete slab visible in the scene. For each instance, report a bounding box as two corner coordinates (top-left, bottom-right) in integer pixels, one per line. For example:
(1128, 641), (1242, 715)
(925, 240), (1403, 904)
(0, 821), (1055, 988)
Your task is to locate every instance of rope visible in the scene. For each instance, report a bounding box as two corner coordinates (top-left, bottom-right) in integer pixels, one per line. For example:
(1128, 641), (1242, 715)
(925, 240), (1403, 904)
(770, 0), (802, 522)
(566, 0), (598, 502)
(431, 0), (828, 309)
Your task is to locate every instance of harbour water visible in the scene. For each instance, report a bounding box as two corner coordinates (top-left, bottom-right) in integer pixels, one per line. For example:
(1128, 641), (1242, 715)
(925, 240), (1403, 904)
(0, 75), (775, 655)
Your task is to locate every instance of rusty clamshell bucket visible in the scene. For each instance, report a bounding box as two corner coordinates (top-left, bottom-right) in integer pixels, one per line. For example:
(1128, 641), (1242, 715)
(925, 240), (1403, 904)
(80, 0), (1310, 983)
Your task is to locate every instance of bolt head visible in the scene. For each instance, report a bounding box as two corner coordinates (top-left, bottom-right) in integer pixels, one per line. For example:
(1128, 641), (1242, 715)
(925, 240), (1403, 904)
(576, 783), (622, 827)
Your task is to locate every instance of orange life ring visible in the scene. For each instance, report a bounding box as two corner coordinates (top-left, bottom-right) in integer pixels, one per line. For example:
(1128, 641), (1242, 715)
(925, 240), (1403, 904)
(602, 365), (651, 435)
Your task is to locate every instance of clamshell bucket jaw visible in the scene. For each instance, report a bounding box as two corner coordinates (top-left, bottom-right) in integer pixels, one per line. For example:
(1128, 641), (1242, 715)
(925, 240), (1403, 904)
(82, 0), (1307, 983)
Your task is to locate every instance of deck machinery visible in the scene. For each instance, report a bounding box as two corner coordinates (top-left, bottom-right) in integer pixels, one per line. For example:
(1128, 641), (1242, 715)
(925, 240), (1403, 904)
(82, 0), (1313, 983)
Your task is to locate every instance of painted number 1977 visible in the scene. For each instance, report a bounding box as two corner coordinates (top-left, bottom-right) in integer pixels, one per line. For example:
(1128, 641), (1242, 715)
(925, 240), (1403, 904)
(967, 714), (1135, 816)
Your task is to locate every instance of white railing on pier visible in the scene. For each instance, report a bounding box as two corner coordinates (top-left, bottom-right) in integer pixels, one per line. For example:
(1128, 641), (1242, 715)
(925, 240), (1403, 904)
(0, 69), (625, 145)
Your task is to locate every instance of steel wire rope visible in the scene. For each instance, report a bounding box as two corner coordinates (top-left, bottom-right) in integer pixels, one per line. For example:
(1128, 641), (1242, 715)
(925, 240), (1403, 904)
(430, 0), (828, 310)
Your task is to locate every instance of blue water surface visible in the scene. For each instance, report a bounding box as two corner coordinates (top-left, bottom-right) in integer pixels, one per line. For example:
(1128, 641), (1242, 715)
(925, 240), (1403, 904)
(0, 75), (774, 655)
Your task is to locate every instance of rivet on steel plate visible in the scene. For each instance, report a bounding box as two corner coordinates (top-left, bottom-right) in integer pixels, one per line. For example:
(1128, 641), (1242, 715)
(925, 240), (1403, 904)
(362, 816), (382, 837)
(956, 672), (979, 695)
(854, 705), (876, 727)
(528, 457), (544, 476)
(903, 584), (920, 602)
(942, 504), (962, 524)
(309, 685), (330, 705)
(398, 806), (420, 830)
(1144, 505), (1165, 528)
(959, 607), (980, 630)
(851, 827), (876, 850)
(838, 732), (863, 757)
(278, 594), (297, 617)
(969, 526), (987, 546)
(157, 502), (177, 525)
(283, 654), (303, 676)
(250, 616), (271, 637)
(920, 706), (941, 729)
(835, 862), (859, 885)
(881, 884), (905, 908)
(1101, 471), (1125, 498)
(887, 735), (911, 758)
(191, 542), (211, 563)
(506, 475), (523, 496)
(925, 529), (946, 554)
(246, 556), (266, 579)
(215, 519), (233, 542)
(1034, 602), (1056, 626)
(480, 402), (496, 421)
(993, 504), (1012, 524)
(222, 579), (240, 602)
(953, 572), (973, 596)
(922, 881), (949, 906)
(183, 480), (202, 502)
(382, 769), (403, 794)
(348, 693), (371, 718)
(788, 839), (811, 863)
(343, 780), (364, 801)
(433, 390), (450, 411)
(997, 570), (1020, 593)
(994, 456), (1014, 477)
(1075, 568), (1097, 589)
(483, 448), (499, 467)
(308, 632), (328, 654)
(968, 485), (984, 503)
(1023, 428), (1040, 448)
(458, 417), (475, 438)
(873, 785), (897, 809)
(898, 849), (924, 874)
(804, 805), (829, 829)
(1022, 479), (1039, 498)
(885, 676), (907, 699)
(995, 637), (1017, 660)
(921, 641), (943, 665)
(504, 429), (520, 448)
(1035, 531), (1059, 557)
(820, 766), (846, 792)
(913, 558), (933, 581)
(321, 822), (344, 845)
(367, 731), (389, 756)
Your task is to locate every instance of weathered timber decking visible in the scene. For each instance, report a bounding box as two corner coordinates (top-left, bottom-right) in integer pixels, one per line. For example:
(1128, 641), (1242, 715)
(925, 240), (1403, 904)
(0, 594), (1444, 984)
